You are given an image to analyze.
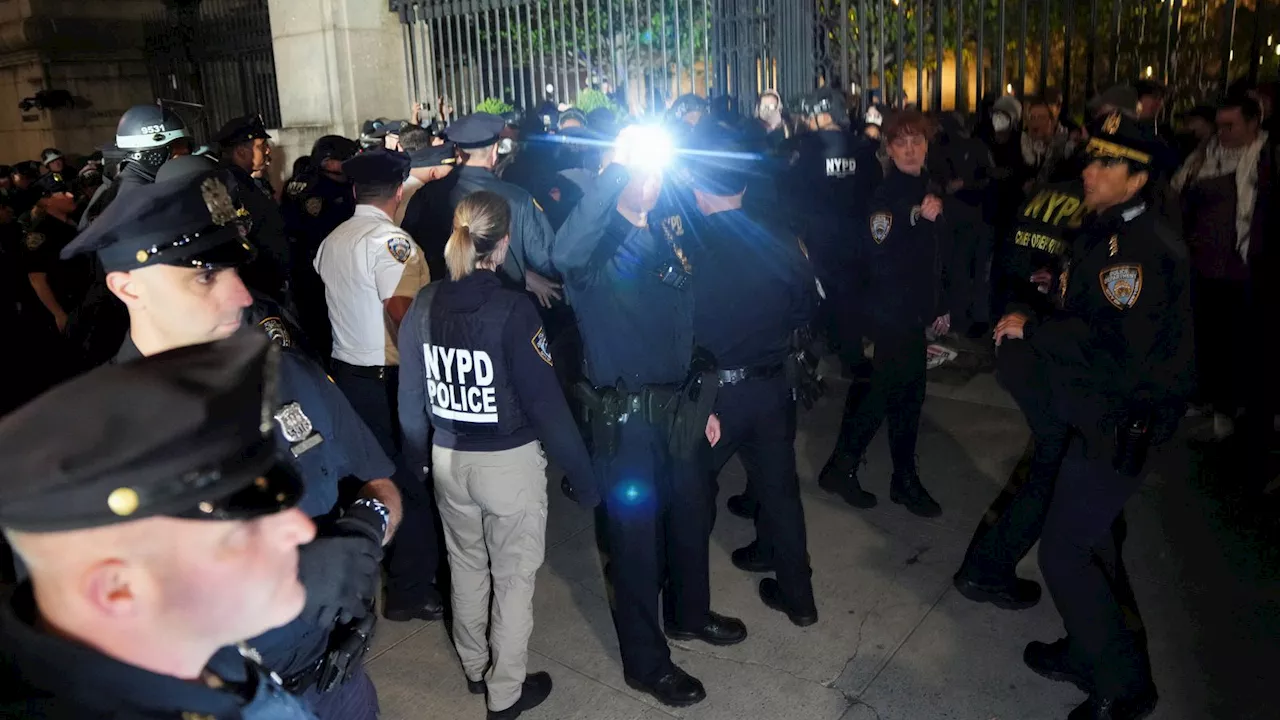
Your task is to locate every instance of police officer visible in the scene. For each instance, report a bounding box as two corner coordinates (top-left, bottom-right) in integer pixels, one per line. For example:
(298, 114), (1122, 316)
(215, 113), (275, 197)
(398, 191), (600, 719)
(994, 114), (1192, 720)
(952, 173), (1087, 611)
(818, 109), (953, 517)
(60, 169), (405, 719)
(399, 140), (460, 281)
(425, 112), (561, 308)
(313, 148), (446, 623)
(785, 88), (882, 508)
(22, 171), (91, 337)
(553, 125), (745, 708)
(282, 134), (360, 365)
(210, 116), (292, 308)
(39, 147), (70, 176)
(80, 103), (192, 230)
(0, 332), (320, 718)
(684, 129), (819, 626)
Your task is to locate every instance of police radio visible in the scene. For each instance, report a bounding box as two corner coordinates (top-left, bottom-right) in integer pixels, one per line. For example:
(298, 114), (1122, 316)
(657, 262), (690, 290)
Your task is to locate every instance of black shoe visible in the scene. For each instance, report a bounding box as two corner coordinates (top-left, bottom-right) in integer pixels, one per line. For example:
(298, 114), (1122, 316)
(726, 493), (758, 519)
(818, 453), (877, 509)
(624, 666), (706, 707)
(383, 586), (445, 622)
(731, 541), (774, 572)
(953, 573), (1042, 610)
(486, 672), (553, 719)
(467, 678), (486, 695)
(890, 472), (942, 517)
(1024, 638), (1092, 694)
(759, 578), (818, 627)
(664, 611), (748, 646)
(1067, 686), (1158, 720)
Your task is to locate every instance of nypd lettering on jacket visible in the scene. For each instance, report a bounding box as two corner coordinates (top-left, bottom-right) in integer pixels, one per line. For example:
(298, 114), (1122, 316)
(424, 344), (499, 422)
(825, 157), (857, 178)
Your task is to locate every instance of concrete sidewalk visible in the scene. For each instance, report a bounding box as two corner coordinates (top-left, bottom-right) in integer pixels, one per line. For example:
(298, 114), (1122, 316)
(366, 372), (1278, 720)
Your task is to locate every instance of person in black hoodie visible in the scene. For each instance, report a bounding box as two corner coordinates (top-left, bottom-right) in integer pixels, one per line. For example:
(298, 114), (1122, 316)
(818, 109), (957, 518)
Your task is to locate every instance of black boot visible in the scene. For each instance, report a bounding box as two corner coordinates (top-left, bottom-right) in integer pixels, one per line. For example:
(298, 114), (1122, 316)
(890, 470), (941, 517)
(1023, 638), (1092, 694)
(1067, 685), (1158, 720)
(818, 452), (877, 508)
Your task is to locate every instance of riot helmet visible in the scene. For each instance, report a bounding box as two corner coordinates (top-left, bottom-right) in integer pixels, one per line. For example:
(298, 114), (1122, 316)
(115, 104), (192, 176)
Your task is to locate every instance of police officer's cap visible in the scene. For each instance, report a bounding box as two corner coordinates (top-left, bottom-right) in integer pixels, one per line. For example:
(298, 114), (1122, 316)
(671, 93), (708, 119)
(445, 113), (507, 149)
(342, 148), (411, 186)
(1084, 112), (1158, 170)
(310, 135), (360, 165)
(409, 142), (457, 169)
(32, 172), (71, 197)
(361, 118), (394, 140)
(40, 148), (63, 166)
(558, 108), (587, 128)
(0, 331), (303, 533)
(214, 114), (272, 148)
(800, 87), (847, 119)
(60, 169), (255, 272)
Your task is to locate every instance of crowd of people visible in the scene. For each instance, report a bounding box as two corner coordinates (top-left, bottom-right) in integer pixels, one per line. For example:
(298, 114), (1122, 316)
(0, 73), (1275, 720)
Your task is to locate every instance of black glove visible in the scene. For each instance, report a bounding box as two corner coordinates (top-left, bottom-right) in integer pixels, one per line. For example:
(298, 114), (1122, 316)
(297, 528), (383, 628)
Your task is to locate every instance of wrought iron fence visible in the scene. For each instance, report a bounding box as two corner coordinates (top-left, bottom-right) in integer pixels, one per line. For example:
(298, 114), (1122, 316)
(142, 0), (282, 141)
(393, 0), (1275, 120)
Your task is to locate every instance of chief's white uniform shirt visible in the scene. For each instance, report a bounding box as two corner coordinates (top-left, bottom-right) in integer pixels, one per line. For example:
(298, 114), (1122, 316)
(315, 204), (430, 366)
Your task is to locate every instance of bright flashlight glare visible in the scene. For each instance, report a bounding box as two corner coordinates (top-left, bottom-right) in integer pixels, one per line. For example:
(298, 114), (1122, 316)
(616, 125), (674, 172)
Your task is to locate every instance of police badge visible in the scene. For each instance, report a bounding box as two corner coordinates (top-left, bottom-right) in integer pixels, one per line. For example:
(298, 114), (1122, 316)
(24, 232), (44, 251)
(1099, 264), (1143, 309)
(305, 197), (323, 217)
(201, 178), (238, 226)
(274, 402), (313, 442)
(275, 401), (324, 457)
(386, 236), (412, 263)
(870, 211), (892, 244)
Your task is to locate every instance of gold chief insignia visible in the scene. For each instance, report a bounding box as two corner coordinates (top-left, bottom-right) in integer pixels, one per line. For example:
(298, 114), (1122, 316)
(1099, 263), (1143, 310)
(1108, 234), (1119, 257)
(201, 178), (238, 226)
(870, 211), (892, 244)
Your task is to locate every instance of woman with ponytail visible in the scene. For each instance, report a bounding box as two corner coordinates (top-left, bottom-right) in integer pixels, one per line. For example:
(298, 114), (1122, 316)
(396, 190), (599, 720)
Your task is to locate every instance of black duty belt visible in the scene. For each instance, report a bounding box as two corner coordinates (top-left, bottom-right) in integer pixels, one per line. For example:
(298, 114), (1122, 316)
(717, 363), (785, 386)
(283, 654), (326, 694)
(332, 359), (391, 381)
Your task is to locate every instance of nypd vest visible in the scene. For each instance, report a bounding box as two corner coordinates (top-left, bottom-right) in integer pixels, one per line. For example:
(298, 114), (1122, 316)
(419, 285), (523, 437)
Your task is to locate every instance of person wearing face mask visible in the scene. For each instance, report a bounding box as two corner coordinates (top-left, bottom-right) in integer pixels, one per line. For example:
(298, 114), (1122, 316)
(818, 109), (956, 518)
(79, 104), (193, 232)
(755, 90), (790, 151)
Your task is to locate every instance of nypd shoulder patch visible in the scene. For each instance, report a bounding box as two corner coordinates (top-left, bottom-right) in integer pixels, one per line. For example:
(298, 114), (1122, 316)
(1099, 263), (1142, 310)
(259, 316), (293, 348)
(24, 232), (45, 251)
(305, 197), (323, 217)
(386, 236), (412, 264)
(870, 212), (892, 244)
(531, 326), (553, 366)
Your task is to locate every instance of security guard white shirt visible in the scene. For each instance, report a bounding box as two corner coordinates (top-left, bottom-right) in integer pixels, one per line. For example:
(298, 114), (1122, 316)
(315, 204), (431, 367)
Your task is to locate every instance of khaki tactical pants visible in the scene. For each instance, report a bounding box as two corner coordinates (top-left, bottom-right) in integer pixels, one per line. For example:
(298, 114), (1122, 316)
(431, 441), (548, 712)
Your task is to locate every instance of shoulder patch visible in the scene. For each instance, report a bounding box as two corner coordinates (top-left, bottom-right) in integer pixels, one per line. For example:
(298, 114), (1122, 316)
(305, 197), (323, 216)
(386, 236), (412, 263)
(24, 232), (44, 251)
(531, 326), (553, 366)
(1099, 264), (1142, 309)
(870, 211), (892, 244)
(258, 316), (293, 348)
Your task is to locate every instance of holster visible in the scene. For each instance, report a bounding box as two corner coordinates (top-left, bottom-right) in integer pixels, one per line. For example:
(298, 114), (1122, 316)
(785, 327), (826, 410)
(574, 380), (623, 459)
(315, 609), (377, 694)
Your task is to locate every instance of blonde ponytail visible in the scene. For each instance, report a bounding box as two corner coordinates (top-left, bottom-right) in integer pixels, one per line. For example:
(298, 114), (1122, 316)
(445, 191), (512, 281)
